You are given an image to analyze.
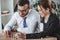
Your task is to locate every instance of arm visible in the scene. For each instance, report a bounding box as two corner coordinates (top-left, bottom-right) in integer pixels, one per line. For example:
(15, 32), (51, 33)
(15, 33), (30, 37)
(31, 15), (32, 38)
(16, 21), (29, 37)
(3, 14), (17, 32)
(26, 18), (59, 39)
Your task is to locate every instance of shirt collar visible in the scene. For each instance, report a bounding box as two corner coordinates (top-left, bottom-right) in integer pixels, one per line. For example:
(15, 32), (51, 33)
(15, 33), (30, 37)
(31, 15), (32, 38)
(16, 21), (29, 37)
(24, 9), (32, 17)
(44, 12), (50, 23)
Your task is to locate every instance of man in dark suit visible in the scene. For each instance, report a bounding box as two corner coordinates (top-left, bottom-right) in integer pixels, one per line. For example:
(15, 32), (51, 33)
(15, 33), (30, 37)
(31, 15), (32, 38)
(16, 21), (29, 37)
(26, 0), (60, 40)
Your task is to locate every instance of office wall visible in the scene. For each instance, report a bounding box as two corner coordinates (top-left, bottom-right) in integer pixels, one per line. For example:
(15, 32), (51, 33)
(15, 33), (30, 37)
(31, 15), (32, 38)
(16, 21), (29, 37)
(1, 0), (14, 14)
(1, 0), (14, 26)
(0, 0), (2, 33)
(14, 0), (18, 7)
(0, 0), (1, 12)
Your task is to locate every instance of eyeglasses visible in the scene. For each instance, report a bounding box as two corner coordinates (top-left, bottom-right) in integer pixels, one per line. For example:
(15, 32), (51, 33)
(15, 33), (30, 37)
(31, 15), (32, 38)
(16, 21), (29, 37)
(18, 9), (28, 14)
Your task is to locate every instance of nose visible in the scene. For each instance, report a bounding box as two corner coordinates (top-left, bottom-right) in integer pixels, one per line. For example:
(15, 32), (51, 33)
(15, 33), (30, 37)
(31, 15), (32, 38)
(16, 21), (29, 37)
(39, 11), (42, 14)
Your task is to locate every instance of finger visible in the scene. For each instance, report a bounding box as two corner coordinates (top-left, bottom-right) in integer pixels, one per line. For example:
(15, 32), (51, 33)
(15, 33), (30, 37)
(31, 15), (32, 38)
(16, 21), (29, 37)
(3, 31), (8, 37)
(6, 31), (10, 37)
(4, 31), (7, 36)
(3, 31), (5, 35)
(6, 31), (9, 36)
(15, 33), (22, 38)
(15, 34), (19, 38)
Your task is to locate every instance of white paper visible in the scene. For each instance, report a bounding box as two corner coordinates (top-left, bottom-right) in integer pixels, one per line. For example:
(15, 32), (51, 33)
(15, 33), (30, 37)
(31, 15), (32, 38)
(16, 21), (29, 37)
(39, 23), (44, 32)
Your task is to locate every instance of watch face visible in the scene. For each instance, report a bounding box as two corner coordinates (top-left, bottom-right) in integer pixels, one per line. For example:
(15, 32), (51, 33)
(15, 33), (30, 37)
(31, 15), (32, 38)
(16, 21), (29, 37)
(39, 23), (44, 32)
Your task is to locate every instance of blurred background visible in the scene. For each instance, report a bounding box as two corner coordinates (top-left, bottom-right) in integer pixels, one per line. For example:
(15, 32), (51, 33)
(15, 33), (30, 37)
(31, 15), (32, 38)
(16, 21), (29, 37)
(0, 0), (60, 33)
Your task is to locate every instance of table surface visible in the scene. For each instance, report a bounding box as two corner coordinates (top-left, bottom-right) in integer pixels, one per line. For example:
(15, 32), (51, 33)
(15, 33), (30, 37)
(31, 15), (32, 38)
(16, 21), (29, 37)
(0, 32), (57, 40)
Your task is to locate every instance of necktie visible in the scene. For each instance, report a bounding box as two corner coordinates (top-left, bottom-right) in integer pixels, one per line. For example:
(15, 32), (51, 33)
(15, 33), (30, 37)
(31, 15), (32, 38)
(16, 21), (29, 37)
(23, 17), (27, 28)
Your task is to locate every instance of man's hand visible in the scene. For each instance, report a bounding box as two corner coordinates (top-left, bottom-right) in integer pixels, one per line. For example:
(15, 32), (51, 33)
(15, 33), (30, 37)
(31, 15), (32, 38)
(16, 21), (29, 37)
(15, 32), (26, 39)
(3, 30), (11, 38)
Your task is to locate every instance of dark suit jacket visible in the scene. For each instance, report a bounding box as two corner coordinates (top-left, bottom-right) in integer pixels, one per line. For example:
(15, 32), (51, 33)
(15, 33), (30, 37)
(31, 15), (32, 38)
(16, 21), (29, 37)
(26, 13), (60, 39)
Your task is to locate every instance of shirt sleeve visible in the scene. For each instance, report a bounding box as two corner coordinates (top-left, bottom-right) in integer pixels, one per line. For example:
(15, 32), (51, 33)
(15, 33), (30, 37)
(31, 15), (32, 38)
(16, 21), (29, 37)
(3, 14), (17, 32)
(26, 16), (59, 39)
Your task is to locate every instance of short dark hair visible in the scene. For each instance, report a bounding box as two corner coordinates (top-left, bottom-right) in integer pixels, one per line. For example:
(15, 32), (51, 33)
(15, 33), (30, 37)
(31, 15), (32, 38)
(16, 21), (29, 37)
(18, 0), (29, 6)
(38, 0), (51, 10)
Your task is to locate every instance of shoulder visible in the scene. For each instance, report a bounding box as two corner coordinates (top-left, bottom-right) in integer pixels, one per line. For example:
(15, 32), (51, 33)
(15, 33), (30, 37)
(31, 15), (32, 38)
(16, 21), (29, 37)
(11, 12), (19, 18)
(29, 9), (39, 17)
(30, 9), (40, 22)
(49, 13), (59, 22)
(51, 13), (59, 20)
(29, 9), (38, 14)
(14, 12), (19, 16)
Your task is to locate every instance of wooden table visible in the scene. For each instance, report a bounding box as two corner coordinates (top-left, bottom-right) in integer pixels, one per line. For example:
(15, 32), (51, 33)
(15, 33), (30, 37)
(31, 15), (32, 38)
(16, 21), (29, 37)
(0, 32), (57, 40)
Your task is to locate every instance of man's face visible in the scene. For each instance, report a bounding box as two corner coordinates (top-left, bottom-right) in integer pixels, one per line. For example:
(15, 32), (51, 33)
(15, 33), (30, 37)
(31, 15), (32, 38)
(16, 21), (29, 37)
(38, 5), (49, 17)
(18, 4), (29, 17)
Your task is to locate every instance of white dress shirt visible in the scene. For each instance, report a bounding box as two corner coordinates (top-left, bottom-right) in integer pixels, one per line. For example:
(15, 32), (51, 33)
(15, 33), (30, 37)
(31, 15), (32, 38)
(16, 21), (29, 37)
(4, 9), (39, 34)
(37, 13), (50, 32)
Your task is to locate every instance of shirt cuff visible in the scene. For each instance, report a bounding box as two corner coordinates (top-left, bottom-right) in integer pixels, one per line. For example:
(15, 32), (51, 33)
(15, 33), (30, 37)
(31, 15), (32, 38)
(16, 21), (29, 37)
(3, 27), (11, 32)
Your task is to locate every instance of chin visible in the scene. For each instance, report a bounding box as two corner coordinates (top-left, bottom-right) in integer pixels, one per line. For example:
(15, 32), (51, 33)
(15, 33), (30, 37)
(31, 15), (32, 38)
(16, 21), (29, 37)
(20, 14), (26, 17)
(20, 15), (25, 17)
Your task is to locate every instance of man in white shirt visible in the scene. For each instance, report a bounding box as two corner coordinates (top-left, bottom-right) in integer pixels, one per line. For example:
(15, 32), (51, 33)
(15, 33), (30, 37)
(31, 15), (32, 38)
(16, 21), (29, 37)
(3, 0), (39, 38)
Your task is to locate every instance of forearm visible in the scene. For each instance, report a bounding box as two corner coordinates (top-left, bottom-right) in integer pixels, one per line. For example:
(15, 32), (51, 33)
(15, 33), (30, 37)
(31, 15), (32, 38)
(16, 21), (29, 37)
(26, 32), (45, 39)
(3, 25), (12, 32)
